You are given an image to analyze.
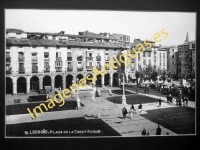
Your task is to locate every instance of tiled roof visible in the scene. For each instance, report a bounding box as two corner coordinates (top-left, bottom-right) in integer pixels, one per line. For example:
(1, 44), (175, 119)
(6, 38), (126, 49)
(6, 28), (25, 34)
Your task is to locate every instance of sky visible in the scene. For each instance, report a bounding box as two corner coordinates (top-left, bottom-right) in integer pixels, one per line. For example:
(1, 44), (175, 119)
(5, 9), (196, 46)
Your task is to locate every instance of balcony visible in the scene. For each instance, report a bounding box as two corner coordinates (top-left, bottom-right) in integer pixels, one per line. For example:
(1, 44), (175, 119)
(86, 66), (94, 70)
(44, 57), (50, 61)
(67, 57), (72, 61)
(56, 57), (62, 61)
(6, 56), (11, 61)
(6, 69), (12, 74)
(56, 67), (62, 72)
(67, 67), (73, 71)
(32, 58), (38, 63)
(77, 67), (83, 71)
(86, 57), (94, 61)
(96, 65), (102, 70)
(18, 57), (25, 62)
(96, 56), (101, 61)
(32, 67), (38, 73)
(19, 68), (25, 73)
(6, 61), (11, 66)
(77, 56), (83, 61)
(44, 67), (50, 72)
(105, 56), (110, 61)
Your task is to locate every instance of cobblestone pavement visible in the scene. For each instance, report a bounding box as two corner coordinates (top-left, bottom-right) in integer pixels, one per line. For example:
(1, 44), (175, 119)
(5, 88), (182, 136)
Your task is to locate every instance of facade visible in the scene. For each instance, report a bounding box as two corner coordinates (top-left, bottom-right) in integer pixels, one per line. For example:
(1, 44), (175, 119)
(6, 29), (130, 94)
(177, 32), (195, 79)
(165, 46), (178, 75)
(129, 39), (167, 79)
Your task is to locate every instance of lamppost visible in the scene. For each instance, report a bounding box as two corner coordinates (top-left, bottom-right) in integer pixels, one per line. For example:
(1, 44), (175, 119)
(121, 75), (127, 105)
(76, 78), (81, 108)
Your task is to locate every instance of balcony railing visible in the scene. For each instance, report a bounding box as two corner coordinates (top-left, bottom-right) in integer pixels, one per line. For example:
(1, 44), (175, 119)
(77, 56), (83, 61)
(44, 67), (50, 72)
(32, 58), (38, 63)
(44, 57), (50, 61)
(6, 61), (11, 66)
(86, 66), (94, 70)
(56, 57), (62, 61)
(77, 67), (83, 71)
(67, 57), (72, 61)
(67, 67), (73, 71)
(86, 57), (94, 61)
(6, 56), (11, 61)
(96, 65), (102, 70)
(105, 57), (110, 61)
(56, 67), (62, 72)
(32, 67), (38, 73)
(18, 57), (25, 62)
(96, 56), (101, 61)
(19, 68), (25, 73)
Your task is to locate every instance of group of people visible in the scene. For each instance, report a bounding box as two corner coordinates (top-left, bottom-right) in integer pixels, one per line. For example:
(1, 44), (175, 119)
(122, 104), (143, 119)
(142, 125), (167, 135)
(166, 91), (189, 106)
(144, 84), (150, 93)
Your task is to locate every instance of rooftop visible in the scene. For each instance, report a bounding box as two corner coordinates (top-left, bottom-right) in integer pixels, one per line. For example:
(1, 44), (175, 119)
(6, 38), (126, 49)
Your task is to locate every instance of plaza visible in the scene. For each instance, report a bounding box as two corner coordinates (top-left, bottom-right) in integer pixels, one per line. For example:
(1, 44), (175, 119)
(6, 85), (195, 137)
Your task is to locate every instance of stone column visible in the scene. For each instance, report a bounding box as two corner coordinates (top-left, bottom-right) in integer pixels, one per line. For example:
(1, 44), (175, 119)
(26, 76), (30, 94)
(51, 75), (55, 91)
(102, 76), (104, 87)
(13, 77), (17, 95)
(39, 76), (43, 89)
(109, 73), (113, 87)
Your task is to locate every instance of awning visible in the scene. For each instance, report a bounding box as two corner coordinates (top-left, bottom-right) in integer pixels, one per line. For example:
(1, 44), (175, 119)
(31, 52), (38, 55)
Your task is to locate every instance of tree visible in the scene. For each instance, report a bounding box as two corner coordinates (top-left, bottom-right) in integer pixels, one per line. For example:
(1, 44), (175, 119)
(151, 71), (158, 81)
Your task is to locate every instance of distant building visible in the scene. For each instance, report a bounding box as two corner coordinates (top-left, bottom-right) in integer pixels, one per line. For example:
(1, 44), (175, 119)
(177, 32), (195, 79)
(129, 39), (167, 79)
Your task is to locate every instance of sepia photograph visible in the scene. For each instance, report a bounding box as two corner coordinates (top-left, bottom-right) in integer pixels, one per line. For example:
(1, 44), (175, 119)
(5, 9), (196, 137)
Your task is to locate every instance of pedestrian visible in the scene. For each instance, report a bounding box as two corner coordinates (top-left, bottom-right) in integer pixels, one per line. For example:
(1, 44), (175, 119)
(185, 96), (188, 106)
(136, 87), (138, 94)
(166, 132), (169, 135)
(166, 94), (169, 103)
(176, 97), (179, 106)
(74, 102), (78, 110)
(156, 125), (162, 135)
(141, 128), (146, 135)
(129, 105), (134, 120)
(146, 132), (150, 135)
(159, 98), (162, 107)
(138, 103), (142, 109)
(169, 94), (172, 103)
(122, 107), (128, 119)
(179, 96), (182, 106)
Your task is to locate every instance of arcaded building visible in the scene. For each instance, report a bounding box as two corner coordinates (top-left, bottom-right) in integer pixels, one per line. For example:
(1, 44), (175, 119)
(6, 29), (130, 94)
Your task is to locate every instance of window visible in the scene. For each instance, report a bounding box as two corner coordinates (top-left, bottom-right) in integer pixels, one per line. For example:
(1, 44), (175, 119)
(149, 59), (151, 65)
(160, 60), (162, 66)
(6, 52), (10, 58)
(32, 54), (37, 60)
(19, 63), (24, 69)
(56, 52), (61, 57)
(159, 52), (161, 58)
(172, 49), (174, 53)
(120, 36), (123, 41)
(172, 55), (174, 58)
(68, 62), (72, 68)
(55, 61), (62, 67)
(163, 60), (165, 66)
(78, 62), (82, 68)
(143, 59), (146, 65)
(89, 53), (92, 57)
(163, 53), (165, 59)
(126, 37), (129, 41)
(172, 61), (174, 65)
(44, 52), (49, 58)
